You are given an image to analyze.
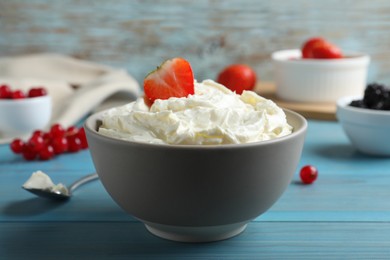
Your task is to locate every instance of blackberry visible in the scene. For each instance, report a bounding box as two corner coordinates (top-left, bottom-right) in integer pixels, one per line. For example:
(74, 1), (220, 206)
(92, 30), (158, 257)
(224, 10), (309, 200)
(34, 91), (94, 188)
(363, 83), (388, 108)
(383, 96), (390, 110)
(348, 83), (390, 110)
(349, 99), (366, 108)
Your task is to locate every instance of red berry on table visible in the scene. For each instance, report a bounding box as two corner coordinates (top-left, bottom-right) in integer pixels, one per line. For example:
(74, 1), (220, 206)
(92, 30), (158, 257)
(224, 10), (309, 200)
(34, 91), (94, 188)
(32, 130), (44, 137)
(144, 57), (195, 103)
(9, 123), (89, 161)
(42, 132), (52, 141)
(66, 126), (78, 136)
(0, 84), (12, 99)
(27, 135), (45, 152)
(22, 144), (37, 161)
(50, 123), (66, 138)
(216, 64), (257, 94)
(39, 145), (55, 160)
(77, 127), (88, 149)
(51, 136), (69, 154)
(299, 165), (318, 184)
(10, 139), (25, 154)
(11, 90), (25, 99)
(28, 87), (47, 98)
(67, 135), (81, 153)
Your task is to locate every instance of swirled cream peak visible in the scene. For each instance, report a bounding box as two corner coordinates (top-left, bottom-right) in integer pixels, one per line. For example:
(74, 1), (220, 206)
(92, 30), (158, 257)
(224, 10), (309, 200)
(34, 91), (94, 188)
(98, 80), (292, 145)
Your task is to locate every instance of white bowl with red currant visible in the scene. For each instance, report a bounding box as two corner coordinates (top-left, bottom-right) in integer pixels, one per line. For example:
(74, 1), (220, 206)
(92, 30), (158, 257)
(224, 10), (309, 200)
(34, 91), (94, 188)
(272, 37), (370, 103)
(337, 83), (390, 156)
(0, 84), (51, 139)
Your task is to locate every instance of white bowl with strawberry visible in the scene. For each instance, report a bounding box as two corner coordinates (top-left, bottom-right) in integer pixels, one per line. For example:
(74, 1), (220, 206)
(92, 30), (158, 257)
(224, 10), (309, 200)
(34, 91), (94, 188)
(0, 84), (51, 139)
(272, 37), (370, 103)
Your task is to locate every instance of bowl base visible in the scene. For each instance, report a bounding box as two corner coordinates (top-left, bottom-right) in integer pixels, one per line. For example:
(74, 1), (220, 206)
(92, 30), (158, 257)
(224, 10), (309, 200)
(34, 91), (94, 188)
(144, 221), (248, 242)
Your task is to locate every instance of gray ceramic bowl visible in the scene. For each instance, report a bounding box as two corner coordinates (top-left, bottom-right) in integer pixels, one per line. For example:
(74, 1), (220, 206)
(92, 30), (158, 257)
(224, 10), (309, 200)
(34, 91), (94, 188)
(85, 109), (307, 242)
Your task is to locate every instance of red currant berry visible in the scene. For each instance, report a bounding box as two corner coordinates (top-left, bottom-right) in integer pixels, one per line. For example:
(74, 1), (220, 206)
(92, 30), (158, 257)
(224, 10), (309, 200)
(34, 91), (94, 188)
(300, 165), (318, 184)
(39, 145), (55, 160)
(66, 126), (78, 136)
(28, 87), (47, 98)
(10, 139), (25, 154)
(67, 135), (81, 153)
(0, 84), (12, 99)
(11, 90), (25, 99)
(28, 135), (45, 152)
(77, 127), (88, 149)
(22, 144), (37, 161)
(32, 130), (44, 138)
(42, 132), (52, 141)
(51, 136), (68, 154)
(50, 123), (65, 138)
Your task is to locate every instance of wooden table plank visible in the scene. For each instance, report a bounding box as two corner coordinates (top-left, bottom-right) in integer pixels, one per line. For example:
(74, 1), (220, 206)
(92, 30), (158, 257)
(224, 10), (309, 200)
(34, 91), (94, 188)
(256, 82), (337, 121)
(1, 119), (390, 258)
(2, 222), (390, 259)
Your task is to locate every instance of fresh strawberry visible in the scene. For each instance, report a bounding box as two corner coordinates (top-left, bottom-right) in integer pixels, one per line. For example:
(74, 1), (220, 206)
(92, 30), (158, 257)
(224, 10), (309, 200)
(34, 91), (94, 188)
(301, 37), (343, 59)
(144, 57), (194, 103)
(301, 37), (325, 59)
(311, 41), (343, 59)
(216, 64), (257, 94)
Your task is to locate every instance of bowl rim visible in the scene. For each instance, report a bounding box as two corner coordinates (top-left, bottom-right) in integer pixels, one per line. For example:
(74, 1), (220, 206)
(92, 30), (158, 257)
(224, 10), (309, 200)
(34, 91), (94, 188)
(337, 95), (390, 116)
(271, 49), (370, 65)
(84, 108), (307, 150)
(0, 94), (51, 105)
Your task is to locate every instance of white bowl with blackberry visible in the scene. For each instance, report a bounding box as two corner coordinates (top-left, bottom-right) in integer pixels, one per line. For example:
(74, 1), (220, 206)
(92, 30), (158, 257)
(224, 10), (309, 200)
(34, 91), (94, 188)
(336, 83), (390, 156)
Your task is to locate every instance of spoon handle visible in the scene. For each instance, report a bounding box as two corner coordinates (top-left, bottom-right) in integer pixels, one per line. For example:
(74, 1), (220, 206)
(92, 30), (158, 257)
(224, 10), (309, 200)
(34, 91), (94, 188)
(68, 173), (99, 194)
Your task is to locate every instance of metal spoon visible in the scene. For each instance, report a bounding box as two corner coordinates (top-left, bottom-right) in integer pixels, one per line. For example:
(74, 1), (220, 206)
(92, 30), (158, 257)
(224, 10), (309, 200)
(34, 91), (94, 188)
(23, 173), (99, 201)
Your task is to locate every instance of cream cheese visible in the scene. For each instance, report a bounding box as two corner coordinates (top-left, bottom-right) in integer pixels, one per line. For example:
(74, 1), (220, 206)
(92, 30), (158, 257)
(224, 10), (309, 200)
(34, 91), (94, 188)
(23, 170), (68, 195)
(98, 79), (292, 145)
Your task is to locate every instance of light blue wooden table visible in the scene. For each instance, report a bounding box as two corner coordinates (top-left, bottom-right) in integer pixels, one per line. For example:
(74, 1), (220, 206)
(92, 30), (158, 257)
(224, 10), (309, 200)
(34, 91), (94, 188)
(1, 119), (390, 259)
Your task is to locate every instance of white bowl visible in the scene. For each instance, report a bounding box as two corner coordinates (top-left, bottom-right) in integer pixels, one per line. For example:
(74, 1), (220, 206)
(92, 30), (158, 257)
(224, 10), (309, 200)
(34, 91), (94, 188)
(336, 95), (390, 156)
(272, 49), (370, 103)
(0, 95), (52, 138)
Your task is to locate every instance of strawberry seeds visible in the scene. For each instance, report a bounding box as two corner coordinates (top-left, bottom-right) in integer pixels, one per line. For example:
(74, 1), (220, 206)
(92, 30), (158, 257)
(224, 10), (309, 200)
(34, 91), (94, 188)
(143, 57), (195, 103)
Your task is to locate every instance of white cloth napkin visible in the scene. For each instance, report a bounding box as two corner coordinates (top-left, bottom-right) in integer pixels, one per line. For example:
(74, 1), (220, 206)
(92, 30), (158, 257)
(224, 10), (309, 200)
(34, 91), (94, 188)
(0, 53), (141, 129)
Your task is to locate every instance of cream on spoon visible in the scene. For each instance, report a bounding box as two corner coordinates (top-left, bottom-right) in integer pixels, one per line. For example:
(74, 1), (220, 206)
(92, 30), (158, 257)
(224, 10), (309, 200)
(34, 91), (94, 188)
(22, 171), (98, 201)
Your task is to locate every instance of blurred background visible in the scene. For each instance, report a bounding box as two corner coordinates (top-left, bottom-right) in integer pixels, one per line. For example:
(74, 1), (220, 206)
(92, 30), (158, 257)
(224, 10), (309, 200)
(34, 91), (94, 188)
(1, 0), (389, 85)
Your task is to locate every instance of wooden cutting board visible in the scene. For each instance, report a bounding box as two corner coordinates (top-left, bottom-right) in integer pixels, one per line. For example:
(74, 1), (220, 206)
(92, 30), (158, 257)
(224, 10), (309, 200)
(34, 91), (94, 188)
(255, 82), (337, 121)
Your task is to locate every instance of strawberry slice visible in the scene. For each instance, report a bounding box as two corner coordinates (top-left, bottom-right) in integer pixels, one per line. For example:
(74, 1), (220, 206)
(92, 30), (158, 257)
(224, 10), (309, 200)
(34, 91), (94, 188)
(144, 57), (195, 103)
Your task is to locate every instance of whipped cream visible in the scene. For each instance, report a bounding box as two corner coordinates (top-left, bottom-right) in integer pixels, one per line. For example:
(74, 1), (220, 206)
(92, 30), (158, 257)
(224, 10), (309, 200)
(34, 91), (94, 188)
(98, 80), (292, 145)
(23, 171), (68, 195)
